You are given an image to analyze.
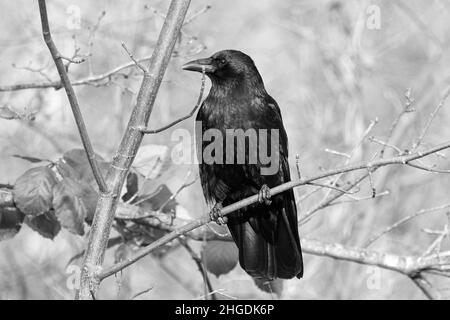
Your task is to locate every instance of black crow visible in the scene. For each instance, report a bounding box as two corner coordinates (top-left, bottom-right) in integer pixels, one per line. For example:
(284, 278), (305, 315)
(183, 50), (303, 280)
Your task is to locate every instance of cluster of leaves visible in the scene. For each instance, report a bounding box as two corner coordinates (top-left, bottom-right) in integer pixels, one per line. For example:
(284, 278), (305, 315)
(0, 145), (280, 295)
(5, 149), (106, 239)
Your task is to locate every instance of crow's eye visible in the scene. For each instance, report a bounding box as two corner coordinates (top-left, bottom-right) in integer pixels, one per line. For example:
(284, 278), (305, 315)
(215, 58), (226, 66)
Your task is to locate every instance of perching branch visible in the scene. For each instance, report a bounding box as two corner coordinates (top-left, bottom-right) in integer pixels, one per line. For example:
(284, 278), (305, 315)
(98, 141), (450, 280)
(1, 147), (448, 300)
(38, 0), (107, 193)
(76, 0), (191, 300)
(112, 194), (450, 300)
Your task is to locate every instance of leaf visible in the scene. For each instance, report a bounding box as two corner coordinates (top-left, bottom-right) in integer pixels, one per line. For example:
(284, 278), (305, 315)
(12, 154), (51, 163)
(55, 159), (82, 180)
(134, 184), (177, 213)
(13, 166), (58, 216)
(25, 211), (61, 240)
(60, 149), (108, 185)
(0, 208), (24, 241)
(132, 144), (172, 180)
(122, 171), (139, 202)
(53, 178), (98, 235)
(201, 241), (239, 277)
(254, 278), (284, 297)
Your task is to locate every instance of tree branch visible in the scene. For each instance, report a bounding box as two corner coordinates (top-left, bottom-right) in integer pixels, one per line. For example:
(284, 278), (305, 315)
(1, 165), (448, 300)
(0, 55), (154, 92)
(38, 0), (107, 193)
(98, 141), (450, 280)
(76, 0), (191, 300)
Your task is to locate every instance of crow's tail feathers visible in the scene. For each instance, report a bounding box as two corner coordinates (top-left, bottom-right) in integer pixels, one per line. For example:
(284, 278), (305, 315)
(227, 190), (303, 280)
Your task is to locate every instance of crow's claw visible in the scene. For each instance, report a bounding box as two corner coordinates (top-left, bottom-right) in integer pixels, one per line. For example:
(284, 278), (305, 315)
(209, 202), (227, 225)
(258, 184), (272, 205)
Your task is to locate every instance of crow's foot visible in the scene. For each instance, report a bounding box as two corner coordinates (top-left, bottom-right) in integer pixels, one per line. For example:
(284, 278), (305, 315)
(258, 184), (272, 205)
(209, 202), (227, 225)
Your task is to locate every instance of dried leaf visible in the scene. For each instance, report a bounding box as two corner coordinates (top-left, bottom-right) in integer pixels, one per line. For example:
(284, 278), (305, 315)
(0, 208), (24, 241)
(60, 149), (108, 186)
(135, 184), (177, 213)
(53, 178), (98, 235)
(12, 154), (50, 163)
(202, 240), (238, 277)
(122, 171), (139, 202)
(25, 211), (61, 240)
(13, 166), (58, 216)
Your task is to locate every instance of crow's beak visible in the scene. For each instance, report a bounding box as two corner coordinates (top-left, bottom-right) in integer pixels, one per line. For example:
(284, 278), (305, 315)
(182, 57), (215, 73)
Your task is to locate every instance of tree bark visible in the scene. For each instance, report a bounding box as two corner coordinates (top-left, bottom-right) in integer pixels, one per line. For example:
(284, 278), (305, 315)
(76, 0), (191, 300)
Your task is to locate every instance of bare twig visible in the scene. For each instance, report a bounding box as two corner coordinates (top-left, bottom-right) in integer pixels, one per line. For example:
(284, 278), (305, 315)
(299, 173), (370, 225)
(38, 0), (107, 193)
(412, 87), (450, 152)
(379, 88), (415, 158)
(121, 42), (148, 73)
(0, 55), (154, 91)
(306, 182), (358, 195)
(364, 203), (450, 247)
(183, 5), (212, 25)
(12, 61), (53, 82)
(324, 149), (351, 159)
(139, 66), (206, 134)
(326, 190), (390, 206)
(130, 286), (153, 300)
(179, 238), (216, 300)
(412, 275), (442, 300)
(319, 119), (378, 208)
(407, 162), (450, 174)
(370, 136), (403, 156)
(59, 54), (85, 64)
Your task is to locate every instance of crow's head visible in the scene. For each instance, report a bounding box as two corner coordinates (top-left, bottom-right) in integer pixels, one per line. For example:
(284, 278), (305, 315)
(182, 50), (260, 83)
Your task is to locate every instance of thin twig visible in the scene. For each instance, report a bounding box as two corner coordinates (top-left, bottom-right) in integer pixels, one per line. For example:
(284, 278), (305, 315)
(379, 88), (415, 158)
(412, 275), (442, 300)
(0, 55), (154, 91)
(412, 86), (450, 152)
(139, 66), (206, 134)
(364, 203), (450, 247)
(38, 0), (107, 193)
(121, 42), (148, 73)
(320, 119), (378, 207)
(179, 238), (216, 300)
(299, 173), (370, 225)
(130, 286), (153, 300)
(183, 5), (212, 25)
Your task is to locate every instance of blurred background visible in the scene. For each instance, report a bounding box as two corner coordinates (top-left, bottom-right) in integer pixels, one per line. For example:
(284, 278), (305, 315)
(0, 0), (450, 299)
